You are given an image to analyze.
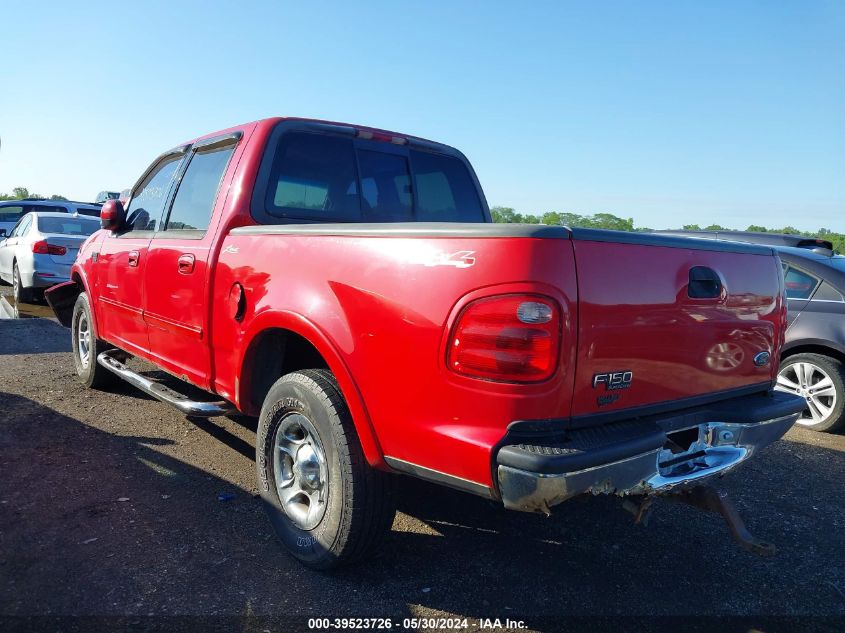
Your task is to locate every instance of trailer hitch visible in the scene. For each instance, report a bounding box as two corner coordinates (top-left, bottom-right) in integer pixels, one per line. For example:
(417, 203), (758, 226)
(668, 485), (776, 556)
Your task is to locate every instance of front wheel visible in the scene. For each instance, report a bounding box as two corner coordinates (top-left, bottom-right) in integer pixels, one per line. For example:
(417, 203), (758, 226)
(256, 369), (396, 569)
(775, 353), (845, 433)
(71, 292), (117, 389)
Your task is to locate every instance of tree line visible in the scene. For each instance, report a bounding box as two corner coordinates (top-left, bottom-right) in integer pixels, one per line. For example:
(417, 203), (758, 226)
(490, 206), (845, 254)
(0, 187), (67, 201)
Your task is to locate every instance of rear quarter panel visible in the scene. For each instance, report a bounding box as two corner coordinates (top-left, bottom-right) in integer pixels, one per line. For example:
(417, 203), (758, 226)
(211, 232), (578, 487)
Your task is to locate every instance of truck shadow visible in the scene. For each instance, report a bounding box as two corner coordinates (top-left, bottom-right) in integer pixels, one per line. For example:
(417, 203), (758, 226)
(1, 390), (843, 625)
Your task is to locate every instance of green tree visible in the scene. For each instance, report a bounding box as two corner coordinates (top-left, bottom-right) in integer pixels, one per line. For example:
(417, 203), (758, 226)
(50, 194), (68, 201)
(704, 224), (726, 230)
(12, 187), (30, 199)
(746, 225), (768, 232)
(682, 224), (701, 230)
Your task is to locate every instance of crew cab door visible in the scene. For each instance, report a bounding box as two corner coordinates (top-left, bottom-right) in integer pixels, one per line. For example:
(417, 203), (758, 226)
(95, 151), (185, 355)
(144, 135), (239, 388)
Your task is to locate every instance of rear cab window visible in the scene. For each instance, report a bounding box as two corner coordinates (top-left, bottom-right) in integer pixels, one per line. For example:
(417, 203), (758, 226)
(254, 124), (486, 224)
(0, 205), (25, 224)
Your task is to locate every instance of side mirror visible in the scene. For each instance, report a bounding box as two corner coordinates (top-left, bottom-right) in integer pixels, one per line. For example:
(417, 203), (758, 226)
(0, 228), (6, 238)
(100, 199), (126, 232)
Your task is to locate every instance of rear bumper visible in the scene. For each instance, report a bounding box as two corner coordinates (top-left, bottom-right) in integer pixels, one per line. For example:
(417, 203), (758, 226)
(496, 391), (805, 513)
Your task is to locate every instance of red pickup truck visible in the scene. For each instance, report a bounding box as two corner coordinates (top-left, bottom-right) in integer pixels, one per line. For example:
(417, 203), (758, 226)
(47, 117), (805, 568)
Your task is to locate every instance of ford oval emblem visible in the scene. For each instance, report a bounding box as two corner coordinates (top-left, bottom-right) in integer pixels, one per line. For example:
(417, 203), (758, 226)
(753, 351), (771, 367)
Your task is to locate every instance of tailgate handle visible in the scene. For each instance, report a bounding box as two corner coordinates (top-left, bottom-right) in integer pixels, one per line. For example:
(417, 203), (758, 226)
(127, 250), (140, 267)
(688, 266), (722, 299)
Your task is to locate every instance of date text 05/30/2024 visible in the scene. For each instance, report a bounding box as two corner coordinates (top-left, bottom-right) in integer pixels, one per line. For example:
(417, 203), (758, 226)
(307, 617), (528, 630)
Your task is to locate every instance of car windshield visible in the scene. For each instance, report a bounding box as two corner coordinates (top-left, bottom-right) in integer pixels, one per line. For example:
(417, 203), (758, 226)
(37, 216), (100, 236)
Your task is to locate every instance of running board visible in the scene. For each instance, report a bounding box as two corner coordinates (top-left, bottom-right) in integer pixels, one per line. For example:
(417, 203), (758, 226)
(97, 351), (236, 417)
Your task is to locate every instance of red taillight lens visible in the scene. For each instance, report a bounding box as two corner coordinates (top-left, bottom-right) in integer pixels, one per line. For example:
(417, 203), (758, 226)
(31, 240), (66, 256)
(448, 294), (560, 383)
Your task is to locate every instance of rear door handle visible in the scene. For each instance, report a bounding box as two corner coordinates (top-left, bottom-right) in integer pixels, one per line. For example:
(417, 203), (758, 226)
(178, 253), (195, 274)
(128, 250), (140, 267)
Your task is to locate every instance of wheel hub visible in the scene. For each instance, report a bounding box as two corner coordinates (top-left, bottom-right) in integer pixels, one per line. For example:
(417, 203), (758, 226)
(271, 413), (328, 530)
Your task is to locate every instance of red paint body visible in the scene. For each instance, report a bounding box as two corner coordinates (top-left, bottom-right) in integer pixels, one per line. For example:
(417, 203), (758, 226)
(69, 117), (787, 491)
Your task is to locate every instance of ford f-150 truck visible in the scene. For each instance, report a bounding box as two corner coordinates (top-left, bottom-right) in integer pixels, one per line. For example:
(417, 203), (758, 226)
(47, 117), (806, 569)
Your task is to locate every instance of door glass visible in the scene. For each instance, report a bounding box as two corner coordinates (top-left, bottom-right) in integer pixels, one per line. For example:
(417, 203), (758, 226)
(163, 143), (236, 233)
(0, 206), (24, 224)
(784, 266), (819, 300)
(125, 154), (183, 232)
(266, 132), (360, 221)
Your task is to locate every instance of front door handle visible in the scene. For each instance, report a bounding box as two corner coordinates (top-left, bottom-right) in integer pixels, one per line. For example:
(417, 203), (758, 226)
(178, 253), (195, 274)
(128, 250), (140, 267)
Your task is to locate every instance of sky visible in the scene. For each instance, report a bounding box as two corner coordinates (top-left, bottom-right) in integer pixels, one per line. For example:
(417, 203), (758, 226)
(1, 1), (843, 232)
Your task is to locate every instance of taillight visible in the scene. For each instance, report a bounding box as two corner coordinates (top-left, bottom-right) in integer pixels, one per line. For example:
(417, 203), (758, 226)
(448, 294), (561, 383)
(32, 240), (67, 256)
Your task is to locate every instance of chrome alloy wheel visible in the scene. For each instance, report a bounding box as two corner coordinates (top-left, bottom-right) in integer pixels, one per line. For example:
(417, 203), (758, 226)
(272, 413), (328, 530)
(776, 362), (837, 426)
(77, 312), (91, 369)
(12, 266), (20, 302)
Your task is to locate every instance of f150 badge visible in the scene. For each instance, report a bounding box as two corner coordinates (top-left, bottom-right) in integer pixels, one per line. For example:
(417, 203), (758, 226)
(593, 370), (633, 407)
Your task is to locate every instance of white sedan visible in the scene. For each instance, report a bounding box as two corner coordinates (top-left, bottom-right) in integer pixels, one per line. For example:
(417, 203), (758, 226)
(0, 212), (100, 303)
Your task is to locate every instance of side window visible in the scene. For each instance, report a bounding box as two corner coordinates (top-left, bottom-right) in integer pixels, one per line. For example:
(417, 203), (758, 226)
(0, 205), (24, 224)
(812, 281), (845, 302)
(163, 142), (236, 234)
(125, 154), (184, 232)
(784, 266), (820, 300)
(266, 132), (359, 221)
(25, 205), (69, 214)
(357, 150), (412, 222)
(12, 214), (32, 237)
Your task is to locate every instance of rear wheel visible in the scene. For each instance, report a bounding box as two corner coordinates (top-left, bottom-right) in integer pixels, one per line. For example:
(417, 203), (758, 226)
(71, 292), (117, 389)
(776, 353), (845, 433)
(256, 369), (396, 569)
(12, 263), (34, 303)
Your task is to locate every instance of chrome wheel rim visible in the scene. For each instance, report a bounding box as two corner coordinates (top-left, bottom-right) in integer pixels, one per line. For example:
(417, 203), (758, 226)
(77, 312), (91, 369)
(775, 362), (837, 426)
(272, 413), (328, 530)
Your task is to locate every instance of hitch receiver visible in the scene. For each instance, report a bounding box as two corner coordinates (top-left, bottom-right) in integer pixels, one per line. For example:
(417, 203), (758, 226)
(669, 485), (776, 556)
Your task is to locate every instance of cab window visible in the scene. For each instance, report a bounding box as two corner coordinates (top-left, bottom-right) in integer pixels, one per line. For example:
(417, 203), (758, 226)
(125, 154), (184, 232)
(162, 141), (236, 235)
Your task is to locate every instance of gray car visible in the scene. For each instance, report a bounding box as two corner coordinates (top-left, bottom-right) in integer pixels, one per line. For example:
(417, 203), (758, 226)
(0, 212), (100, 303)
(0, 199), (102, 238)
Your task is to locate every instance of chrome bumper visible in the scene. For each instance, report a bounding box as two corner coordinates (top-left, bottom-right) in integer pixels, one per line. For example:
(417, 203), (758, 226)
(497, 413), (799, 514)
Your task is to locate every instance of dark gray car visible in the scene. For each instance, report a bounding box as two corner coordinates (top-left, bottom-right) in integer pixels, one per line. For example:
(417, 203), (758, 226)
(658, 230), (845, 432)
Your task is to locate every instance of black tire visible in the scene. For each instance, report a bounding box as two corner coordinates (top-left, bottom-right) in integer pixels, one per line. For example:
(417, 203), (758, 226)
(71, 292), (117, 389)
(777, 353), (845, 433)
(256, 369), (396, 569)
(12, 263), (34, 303)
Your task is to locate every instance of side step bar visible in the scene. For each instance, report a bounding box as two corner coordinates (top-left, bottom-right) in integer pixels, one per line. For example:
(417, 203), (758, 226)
(97, 351), (236, 418)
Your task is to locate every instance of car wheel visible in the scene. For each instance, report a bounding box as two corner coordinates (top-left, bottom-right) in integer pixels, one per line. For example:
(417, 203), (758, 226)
(256, 369), (396, 569)
(71, 292), (117, 389)
(775, 353), (845, 433)
(12, 263), (34, 303)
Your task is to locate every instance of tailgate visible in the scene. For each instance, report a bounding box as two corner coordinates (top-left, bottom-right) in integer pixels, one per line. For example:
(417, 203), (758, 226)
(570, 230), (784, 419)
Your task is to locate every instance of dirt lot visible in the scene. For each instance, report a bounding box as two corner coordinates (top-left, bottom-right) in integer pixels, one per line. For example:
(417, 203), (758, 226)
(1, 307), (844, 632)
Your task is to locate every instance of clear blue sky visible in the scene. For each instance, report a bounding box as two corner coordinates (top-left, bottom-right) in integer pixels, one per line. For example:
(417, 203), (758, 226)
(1, 1), (843, 231)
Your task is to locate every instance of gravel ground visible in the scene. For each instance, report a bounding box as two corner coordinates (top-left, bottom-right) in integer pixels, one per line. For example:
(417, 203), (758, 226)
(0, 312), (843, 632)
